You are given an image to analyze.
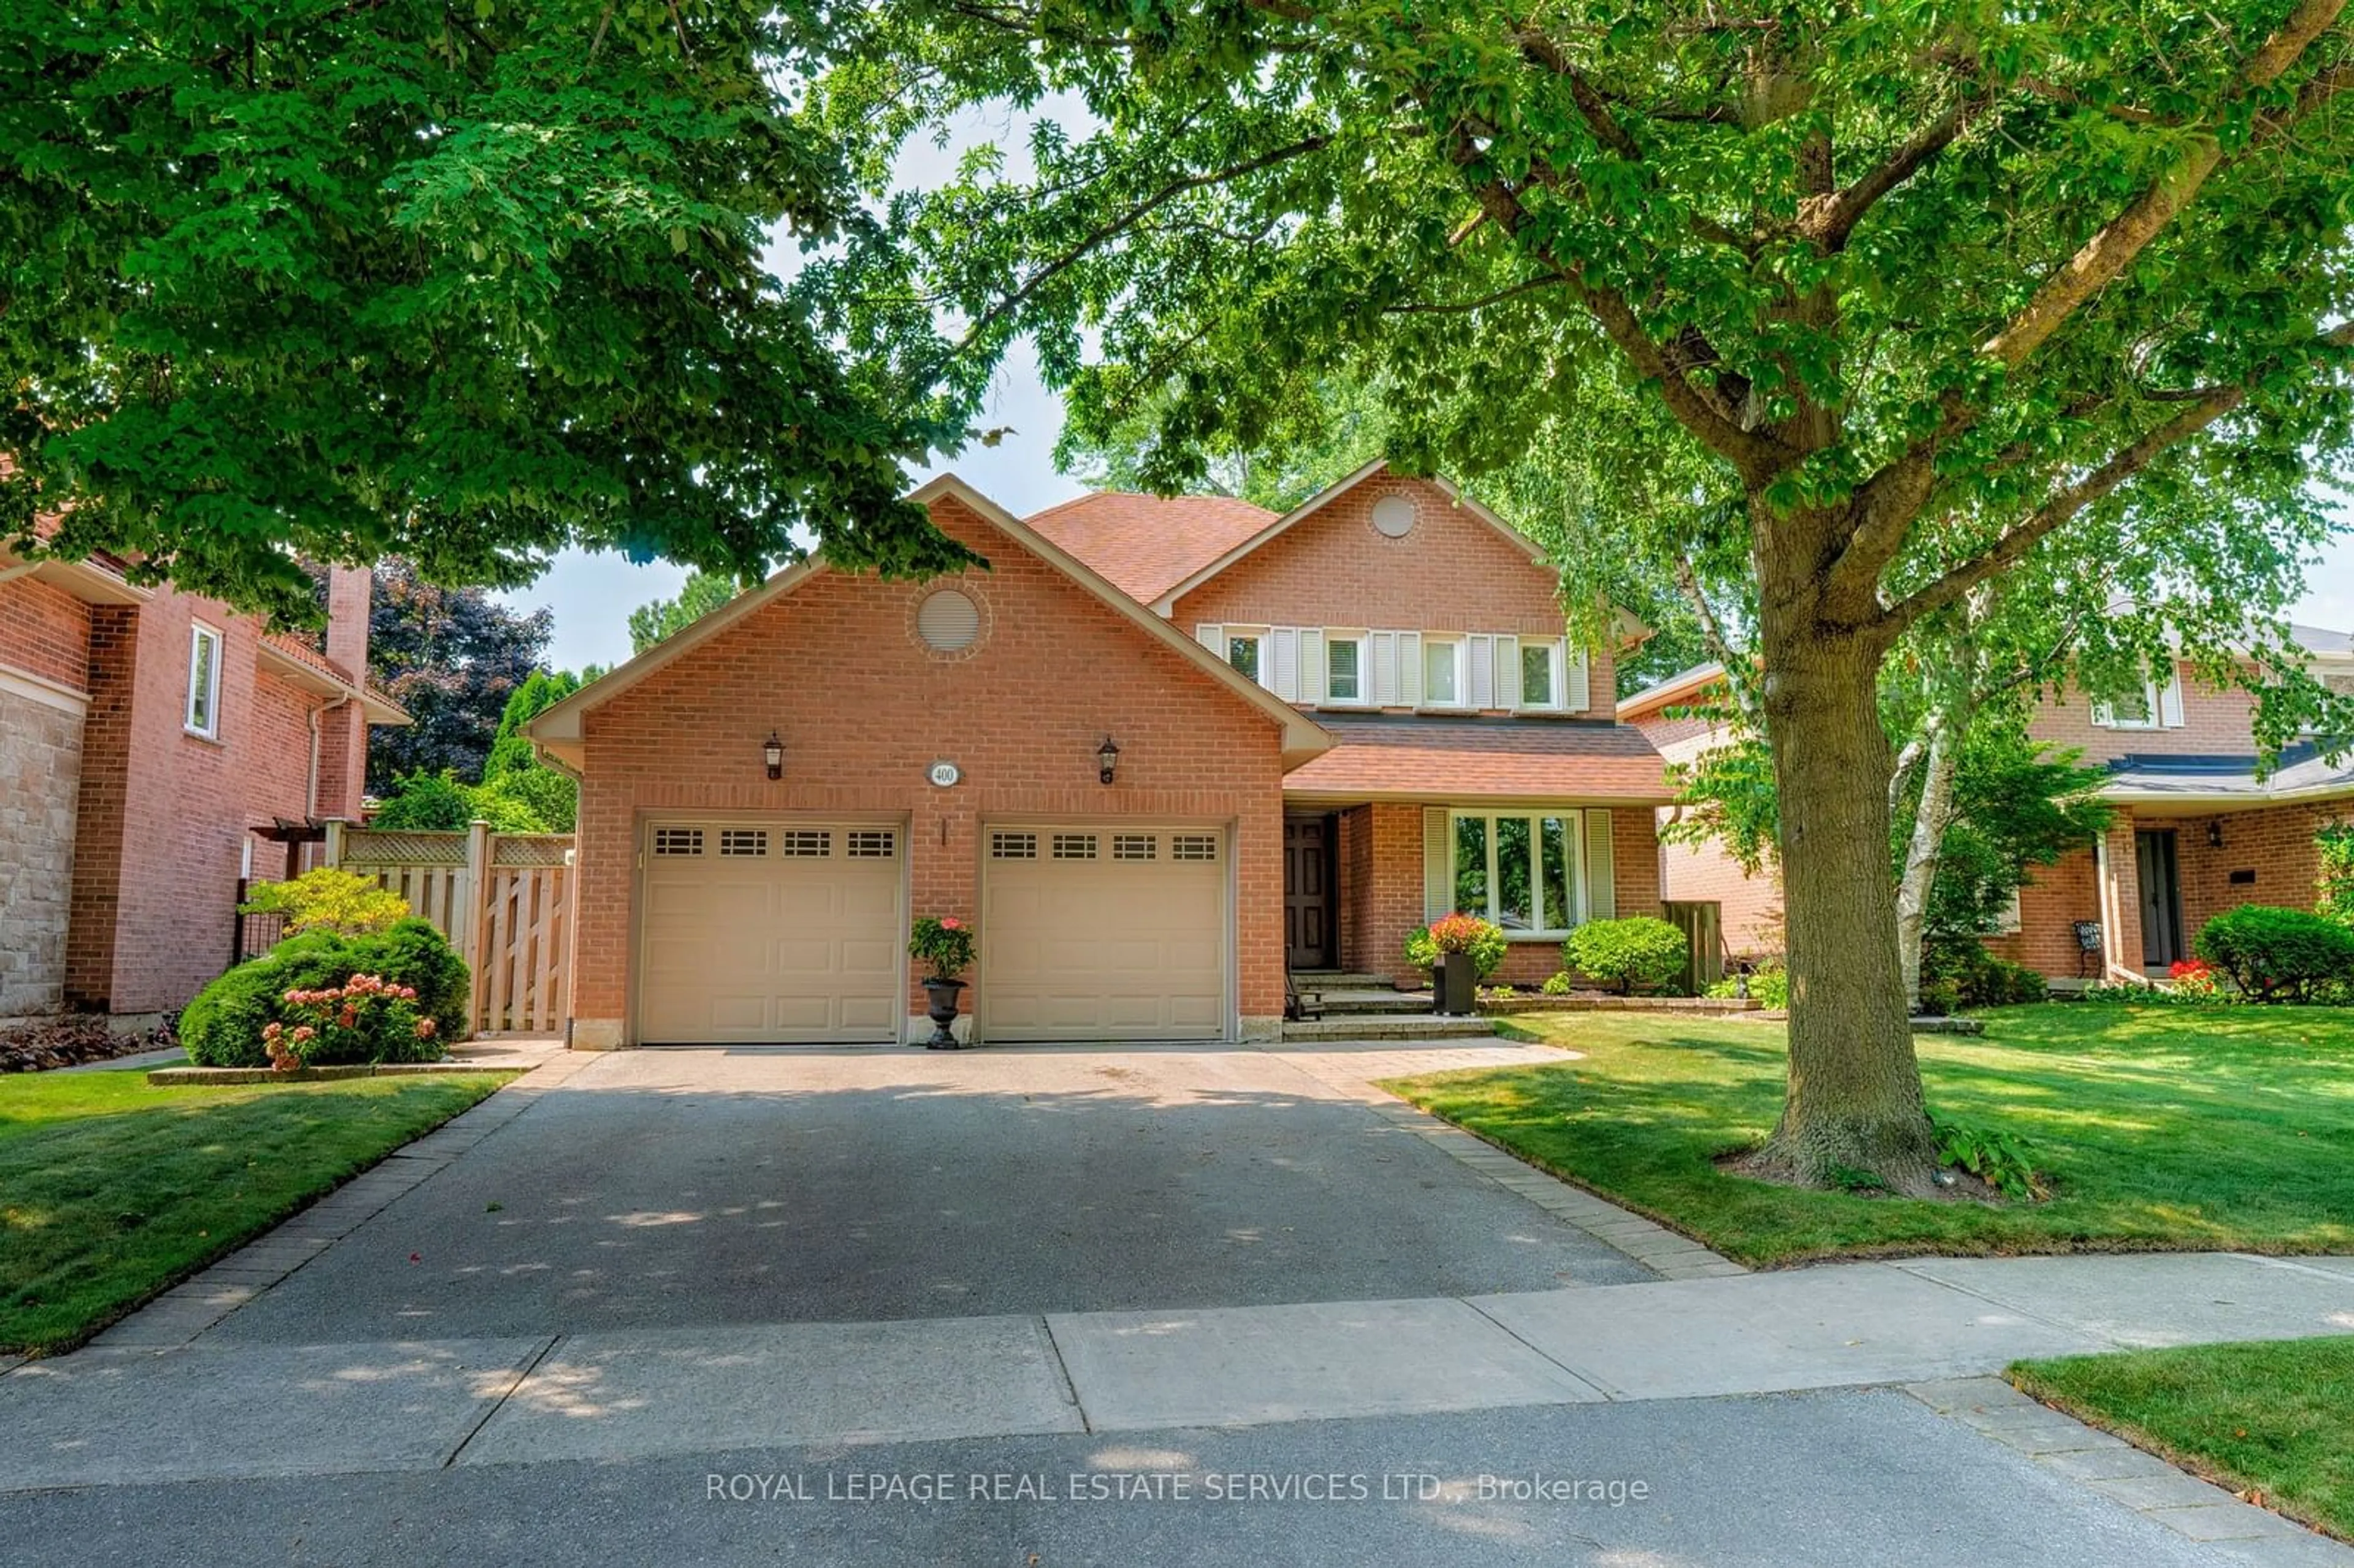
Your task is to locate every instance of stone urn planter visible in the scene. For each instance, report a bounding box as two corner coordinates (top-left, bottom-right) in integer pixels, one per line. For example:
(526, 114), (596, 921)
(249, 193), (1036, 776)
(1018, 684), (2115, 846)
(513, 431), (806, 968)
(908, 914), (978, 1049)
(1433, 952), (1478, 1015)
(921, 977), (969, 1050)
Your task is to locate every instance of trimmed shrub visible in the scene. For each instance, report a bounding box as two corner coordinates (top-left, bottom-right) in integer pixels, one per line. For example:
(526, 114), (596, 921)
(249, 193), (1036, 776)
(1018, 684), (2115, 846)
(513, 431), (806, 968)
(1540, 970), (1576, 996)
(2196, 904), (2354, 1003)
(1925, 940), (2049, 1010)
(1704, 961), (1789, 1009)
(1564, 916), (1688, 995)
(181, 919), (470, 1066)
(237, 867), (410, 936)
(1406, 914), (1509, 980)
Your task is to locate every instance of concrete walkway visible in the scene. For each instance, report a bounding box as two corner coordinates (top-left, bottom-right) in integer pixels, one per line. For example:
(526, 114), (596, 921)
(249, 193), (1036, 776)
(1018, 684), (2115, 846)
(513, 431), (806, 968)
(7, 1250), (2352, 1492)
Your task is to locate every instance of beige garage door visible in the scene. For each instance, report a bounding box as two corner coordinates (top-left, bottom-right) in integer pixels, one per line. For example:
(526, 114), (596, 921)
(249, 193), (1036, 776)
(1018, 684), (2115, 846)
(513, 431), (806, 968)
(638, 820), (901, 1044)
(980, 825), (1230, 1041)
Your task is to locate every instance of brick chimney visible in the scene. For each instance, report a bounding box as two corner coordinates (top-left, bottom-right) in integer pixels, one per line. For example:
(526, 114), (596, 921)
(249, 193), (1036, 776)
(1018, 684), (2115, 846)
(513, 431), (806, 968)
(322, 564), (371, 683)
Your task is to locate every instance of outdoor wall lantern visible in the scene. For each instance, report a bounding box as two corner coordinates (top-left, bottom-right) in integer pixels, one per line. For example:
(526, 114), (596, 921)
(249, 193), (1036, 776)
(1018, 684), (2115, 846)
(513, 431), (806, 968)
(2207, 820), (2225, 849)
(1097, 735), (1121, 785)
(763, 731), (785, 781)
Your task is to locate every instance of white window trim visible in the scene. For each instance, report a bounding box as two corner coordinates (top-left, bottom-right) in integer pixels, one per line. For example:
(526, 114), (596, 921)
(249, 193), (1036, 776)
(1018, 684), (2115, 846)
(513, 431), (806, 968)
(1221, 625), (1270, 685)
(1986, 886), (2025, 936)
(1323, 630), (1369, 706)
(1518, 637), (1564, 712)
(1448, 809), (1586, 938)
(186, 622), (224, 739)
(1421, 634), (1468, 710)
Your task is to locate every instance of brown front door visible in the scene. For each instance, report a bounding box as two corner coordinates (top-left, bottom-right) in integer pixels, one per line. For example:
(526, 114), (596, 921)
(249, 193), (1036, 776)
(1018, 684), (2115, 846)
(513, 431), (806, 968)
(1284, 815), (1335, 970)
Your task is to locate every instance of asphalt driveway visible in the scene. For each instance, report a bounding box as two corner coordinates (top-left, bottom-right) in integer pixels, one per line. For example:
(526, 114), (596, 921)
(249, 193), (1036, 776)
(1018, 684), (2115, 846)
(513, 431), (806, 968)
(207, 1042), (1652, 1342)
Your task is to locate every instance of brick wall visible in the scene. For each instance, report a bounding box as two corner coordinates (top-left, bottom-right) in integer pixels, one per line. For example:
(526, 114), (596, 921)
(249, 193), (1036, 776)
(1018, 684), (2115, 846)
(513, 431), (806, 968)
(569, 495), (1290, 1044)
(2030, 659), (2260, 763)
(1984, 846), (2102, 977)
(67, 590), (329, 1012)
(0, 578), (93, 693)
(1170, 475), (1618, 718)
(1653, 817), (1786, 961)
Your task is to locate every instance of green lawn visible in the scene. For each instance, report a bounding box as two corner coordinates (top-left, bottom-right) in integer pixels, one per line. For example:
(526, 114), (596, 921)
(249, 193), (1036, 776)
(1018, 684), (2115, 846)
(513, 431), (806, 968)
(0, 1067), (509, 1353)
(1384, 1004), (2354, 1267)
(2013, 1338), (2354, 1542)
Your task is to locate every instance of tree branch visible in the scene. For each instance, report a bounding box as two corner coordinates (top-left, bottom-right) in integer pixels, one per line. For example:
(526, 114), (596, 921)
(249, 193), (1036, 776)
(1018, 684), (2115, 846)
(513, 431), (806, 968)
(948, 134), (1332, 357)
(1980, 0), (2345, 371)
(1881, 393), (2245, 633)
(1382, 275), (1565, 315)
(1800, 98), (1973, 251)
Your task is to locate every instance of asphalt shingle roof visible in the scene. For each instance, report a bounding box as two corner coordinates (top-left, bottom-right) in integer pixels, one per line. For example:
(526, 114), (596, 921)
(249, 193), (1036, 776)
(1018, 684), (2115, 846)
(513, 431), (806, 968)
(1026, 491), (1276, 604)
(1283, 714), (1671, 801)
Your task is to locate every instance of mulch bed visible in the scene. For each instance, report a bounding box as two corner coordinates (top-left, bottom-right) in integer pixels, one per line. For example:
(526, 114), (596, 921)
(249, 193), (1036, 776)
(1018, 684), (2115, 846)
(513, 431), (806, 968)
(0, 1016), (180, 1074)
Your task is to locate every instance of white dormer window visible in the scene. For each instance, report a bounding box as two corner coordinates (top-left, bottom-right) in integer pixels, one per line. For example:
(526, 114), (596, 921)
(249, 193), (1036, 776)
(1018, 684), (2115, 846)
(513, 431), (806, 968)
(186, 622), (224, 739)
(2092, 668), (2184, 730)
(1519, 639), (1563, 711)
(1422, 636), (1465, 708)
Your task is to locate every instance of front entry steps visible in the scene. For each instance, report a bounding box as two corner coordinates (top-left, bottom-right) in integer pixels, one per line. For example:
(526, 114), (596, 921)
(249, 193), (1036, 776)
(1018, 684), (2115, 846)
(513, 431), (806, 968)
(1283, 969), (1495, 1041)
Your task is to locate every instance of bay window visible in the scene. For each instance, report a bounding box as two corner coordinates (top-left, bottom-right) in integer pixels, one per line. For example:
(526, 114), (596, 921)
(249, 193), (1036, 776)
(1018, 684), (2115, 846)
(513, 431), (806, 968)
(1452, 810), (1583, 935)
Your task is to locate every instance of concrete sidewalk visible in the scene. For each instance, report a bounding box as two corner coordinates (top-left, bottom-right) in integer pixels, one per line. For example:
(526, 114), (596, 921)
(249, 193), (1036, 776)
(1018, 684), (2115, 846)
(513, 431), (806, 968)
(6, 1250), (2351, 1491)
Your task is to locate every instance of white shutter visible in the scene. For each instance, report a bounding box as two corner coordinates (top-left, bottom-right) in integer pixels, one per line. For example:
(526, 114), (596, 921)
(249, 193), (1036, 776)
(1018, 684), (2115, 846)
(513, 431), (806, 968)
(1467, 634), (1495, 709)
(1300, 629), (1325, 704)
(1583, 810), (1615, 923)
(1564, 648), (1591, 712)
(1197, 623), (1224, 655)
(1368, 631), (1396, 706)
(1269, 627), (1299, 700)
(1495, 635), (1521, 709)
(2157, 672), (2185, 728)
(1399, 631), (1423, 707)
(1423, 807), (1453, 922)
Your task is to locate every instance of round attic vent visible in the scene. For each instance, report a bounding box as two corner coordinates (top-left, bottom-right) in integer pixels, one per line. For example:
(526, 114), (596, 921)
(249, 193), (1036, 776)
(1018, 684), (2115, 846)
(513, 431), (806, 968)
(1370, 494), (1418, 538)
(916, 588), (983, 653)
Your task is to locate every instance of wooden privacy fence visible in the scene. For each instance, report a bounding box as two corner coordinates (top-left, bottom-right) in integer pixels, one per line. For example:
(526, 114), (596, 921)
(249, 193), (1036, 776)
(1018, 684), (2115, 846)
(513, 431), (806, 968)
(326, 821), (574, 1036)
(1661, 899), (1726, 995)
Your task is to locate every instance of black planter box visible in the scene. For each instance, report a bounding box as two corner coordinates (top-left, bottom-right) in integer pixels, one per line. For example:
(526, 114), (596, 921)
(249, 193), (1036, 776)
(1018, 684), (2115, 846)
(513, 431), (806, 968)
(1433, 952), (1477, 1015)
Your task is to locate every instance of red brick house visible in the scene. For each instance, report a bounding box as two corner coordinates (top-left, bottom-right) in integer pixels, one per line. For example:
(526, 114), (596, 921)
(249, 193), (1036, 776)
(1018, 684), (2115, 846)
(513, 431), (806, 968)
(1620, 628), (2354, 984)
(529, 464), (1674, 1048)
(0, 548), (406, 1021)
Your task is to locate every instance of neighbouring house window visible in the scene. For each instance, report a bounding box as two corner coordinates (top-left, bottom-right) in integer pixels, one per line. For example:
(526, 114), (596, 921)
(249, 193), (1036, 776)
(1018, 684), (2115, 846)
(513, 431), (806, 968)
(1452, 810), (1584, 934)
(1423, 636), (1464, 707)
(1986, 886), (2025, 935)
(186, 622), (223, 738)
(1327, 636), (1364, 703)
(1226, 632), (1262, 683)
(1520, 641), (1561, 710)
(2093, 669), (2181, 729)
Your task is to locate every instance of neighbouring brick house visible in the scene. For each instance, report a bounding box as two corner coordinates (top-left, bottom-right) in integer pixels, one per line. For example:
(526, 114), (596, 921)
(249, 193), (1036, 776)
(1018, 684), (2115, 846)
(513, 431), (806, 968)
(1620, 627), (2354, 984)
(529, 463), (1674, 1048)
(0, 546), (406, 1021)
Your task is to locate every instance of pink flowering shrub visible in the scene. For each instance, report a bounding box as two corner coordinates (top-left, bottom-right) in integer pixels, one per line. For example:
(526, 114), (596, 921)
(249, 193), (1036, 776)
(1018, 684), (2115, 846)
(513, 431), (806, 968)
(261, 973), (444, 1067)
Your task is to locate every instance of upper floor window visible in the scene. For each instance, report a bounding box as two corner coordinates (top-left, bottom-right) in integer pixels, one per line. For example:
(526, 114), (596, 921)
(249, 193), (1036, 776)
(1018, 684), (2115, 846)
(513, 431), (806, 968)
(2092, 669), (2182, 731)
(1225, 630), (1262, 683)
(1326, 634), (1364, 704)
(186, 623), (223, 739)
(1423, 636), (1465, 707)
(1520, 639), (1562, 710)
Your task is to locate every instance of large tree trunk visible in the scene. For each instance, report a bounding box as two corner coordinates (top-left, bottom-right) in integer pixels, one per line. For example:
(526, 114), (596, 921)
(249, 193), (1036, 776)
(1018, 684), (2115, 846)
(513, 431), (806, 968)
(1894, 711), (1960, 1012)
(1752, 589), (1939, 1193)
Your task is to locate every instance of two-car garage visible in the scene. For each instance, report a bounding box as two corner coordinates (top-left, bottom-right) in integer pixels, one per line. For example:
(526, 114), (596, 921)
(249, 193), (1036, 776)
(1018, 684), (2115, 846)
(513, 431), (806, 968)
(634, 818), (1231, 1046)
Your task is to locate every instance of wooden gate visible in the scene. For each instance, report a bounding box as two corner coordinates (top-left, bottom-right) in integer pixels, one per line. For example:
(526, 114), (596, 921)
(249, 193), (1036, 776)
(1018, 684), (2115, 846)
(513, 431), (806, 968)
(328, 821), (573, 1035)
